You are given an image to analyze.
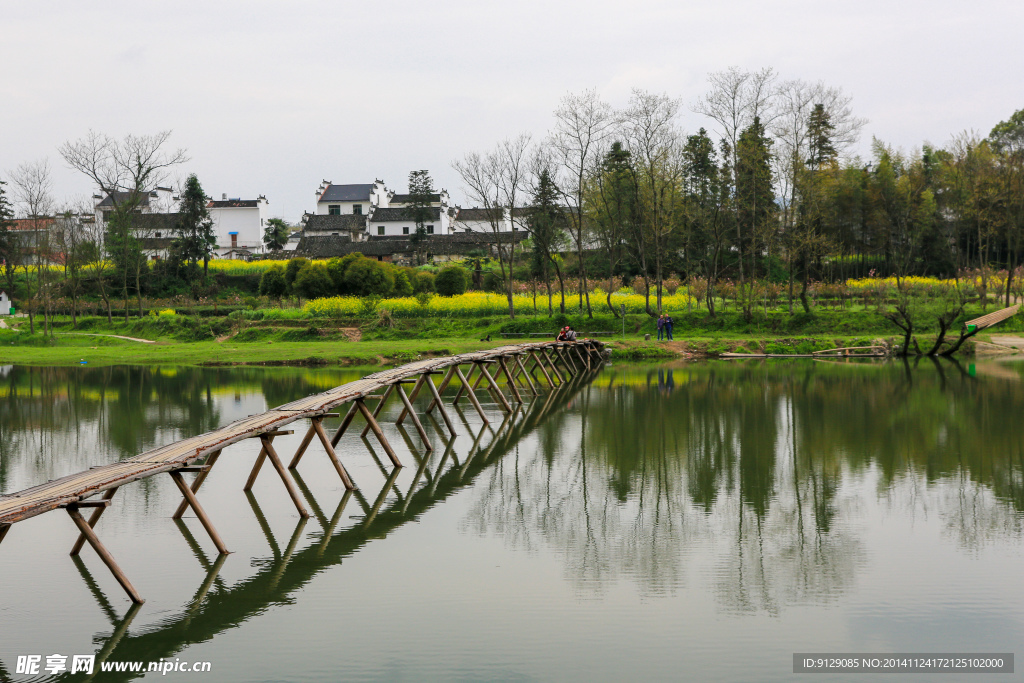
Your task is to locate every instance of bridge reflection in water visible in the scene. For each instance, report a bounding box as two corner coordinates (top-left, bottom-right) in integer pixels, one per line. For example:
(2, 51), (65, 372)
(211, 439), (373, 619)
(0, 361), (599, 682)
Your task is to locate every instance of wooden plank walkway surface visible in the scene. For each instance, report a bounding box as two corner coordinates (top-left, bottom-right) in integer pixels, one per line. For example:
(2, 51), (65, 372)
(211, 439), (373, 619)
(965, 304), (1021, 331)
(0, 340), (603, 527)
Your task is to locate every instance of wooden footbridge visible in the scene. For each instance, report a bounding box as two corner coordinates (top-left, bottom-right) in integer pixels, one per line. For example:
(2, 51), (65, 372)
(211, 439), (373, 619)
(0, 340), (606, 605)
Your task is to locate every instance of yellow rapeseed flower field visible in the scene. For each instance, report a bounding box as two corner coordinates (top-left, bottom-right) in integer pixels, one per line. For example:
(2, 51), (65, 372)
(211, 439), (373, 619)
(304, 290), (694, 317)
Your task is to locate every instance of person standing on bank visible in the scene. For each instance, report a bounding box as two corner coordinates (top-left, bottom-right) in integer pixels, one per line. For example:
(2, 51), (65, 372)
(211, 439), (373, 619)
(657, 314), (665, 341)
(664, 314), (674, 341)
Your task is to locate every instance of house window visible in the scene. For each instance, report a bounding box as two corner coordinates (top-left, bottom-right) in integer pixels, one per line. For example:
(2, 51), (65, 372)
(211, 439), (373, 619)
(328, 205), (341, 215)
(155, 232), (162, 238)
(426, 225), (434, 234)
(377, 226), (385, 235)
(402, 226), (409, 235)
(353, 204), (363, 215)
(377, 256), (383, 261)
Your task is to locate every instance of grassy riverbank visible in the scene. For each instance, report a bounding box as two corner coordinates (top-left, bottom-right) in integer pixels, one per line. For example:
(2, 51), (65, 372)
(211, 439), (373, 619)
(0, 304), (1019, 366)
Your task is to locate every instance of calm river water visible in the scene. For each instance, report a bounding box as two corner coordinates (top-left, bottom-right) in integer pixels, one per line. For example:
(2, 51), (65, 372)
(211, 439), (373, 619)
(0, 359), (1022, 682)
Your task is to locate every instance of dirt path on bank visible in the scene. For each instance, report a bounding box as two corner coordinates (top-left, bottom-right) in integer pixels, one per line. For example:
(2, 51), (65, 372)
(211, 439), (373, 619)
(61, 332), (156, 344)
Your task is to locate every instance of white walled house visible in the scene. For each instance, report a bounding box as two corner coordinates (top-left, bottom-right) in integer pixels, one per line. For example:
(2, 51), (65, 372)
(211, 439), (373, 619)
(0, 291), (11, 315)
(207, 195), (270, 258)
(315, 180), (389, 216)
(369, 207), (450, 237)
(453, 207), (518, 233)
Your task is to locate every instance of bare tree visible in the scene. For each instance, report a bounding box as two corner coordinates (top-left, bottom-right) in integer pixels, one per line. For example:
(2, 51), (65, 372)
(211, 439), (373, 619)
(453, 134), (532, 319)
(59, 131), (187, 321)
(8, 159), (54, 334)
(550, 89), (615, 317)
(621, 89), (686, 315)
(53, 207), (89, 327)
(694, 67), (778, 284)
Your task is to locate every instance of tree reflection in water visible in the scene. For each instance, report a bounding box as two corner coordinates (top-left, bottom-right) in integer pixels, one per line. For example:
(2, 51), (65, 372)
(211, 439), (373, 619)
(466, 360), (1024, 612)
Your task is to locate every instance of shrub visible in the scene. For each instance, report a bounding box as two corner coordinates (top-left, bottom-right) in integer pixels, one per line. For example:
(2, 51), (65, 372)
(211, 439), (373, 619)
(412, 271), (435, 293)
(345, 258), (395, 296)
(393, 270), (413, 297)
(259, 264), (288, 299)
(293, 263), (335, 300)
(285, 258), (309, 290)
(436, 266), (468, 296)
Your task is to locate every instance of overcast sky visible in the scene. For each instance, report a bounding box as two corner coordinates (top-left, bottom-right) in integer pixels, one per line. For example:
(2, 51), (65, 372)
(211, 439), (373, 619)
(2, 0), (1021, 222)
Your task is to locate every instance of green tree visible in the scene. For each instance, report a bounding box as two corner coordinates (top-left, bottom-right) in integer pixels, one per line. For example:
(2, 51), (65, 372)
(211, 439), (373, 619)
(175, 174), (216, 280)
(735, 116), (775, 318)
(293, 263), (335, 300)
(588, 141), (638, 316)
(682, 128), (725, 315)
(989, 109), (1024, 304)
(263, 218), (290, 251)
(528, 168), (568, 314)
(344, 258), (395, 296)
(0, 180), (17, 302)
(259, 264), (288, 301)
(435, 265), (468, 296)
(407, 170), (435, 262)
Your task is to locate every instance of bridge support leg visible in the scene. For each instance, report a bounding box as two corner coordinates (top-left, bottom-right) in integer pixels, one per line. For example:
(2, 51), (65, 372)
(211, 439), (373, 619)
(498, 357), (524, 404)
(395, 375), (426, 426)
(396, 384), (433, 451)
(287, 424), (318, 469)
(71, 487), (120, 555)
(331, 403), (360, 447)
(0, 523), (10, 547)
(356, 399), (403, 468)
(514, 355), (539, 394)
(169, 471), (229, 555)
(243, 440), (271, 492)
(311, 417), (356, 490)
(559, 345), (579, 375)
(260, 435), (310, 518)
(425, 367), (457, 414)
(542, 349), (565, 384)
(65, 504), (144, 604)
(454, 366), (489, 424)
(453, 364), (477, 405)
(528, 350), (554, 387)
(423, 372), (457, 436)
(361, 385), (394, 438)
(172, 450), (222, 519)
(477, 362), (513, 413)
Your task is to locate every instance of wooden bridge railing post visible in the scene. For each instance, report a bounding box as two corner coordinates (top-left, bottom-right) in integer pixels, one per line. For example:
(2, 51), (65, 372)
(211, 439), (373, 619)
(64, 502), (145, 604)
(172, 449), (222, 520)
(71, 486), (120, 555)
(169, 470), (229, 555)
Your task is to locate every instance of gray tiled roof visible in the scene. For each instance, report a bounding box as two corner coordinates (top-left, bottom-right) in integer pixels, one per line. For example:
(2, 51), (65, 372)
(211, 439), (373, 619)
(389, 193), (442, 204)
(454, 207), (503, 222)
(296, 235), (406, 258)
(96, 191), (151, 209)
(319, 184), (375, 202)
(370, 207), (442, 222)
(304, 213), (366, 233)
(208, 199), (258, 208)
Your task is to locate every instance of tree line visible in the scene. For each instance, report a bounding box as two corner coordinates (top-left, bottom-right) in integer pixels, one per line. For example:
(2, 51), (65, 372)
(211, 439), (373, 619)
(454, 67), (1024, 320)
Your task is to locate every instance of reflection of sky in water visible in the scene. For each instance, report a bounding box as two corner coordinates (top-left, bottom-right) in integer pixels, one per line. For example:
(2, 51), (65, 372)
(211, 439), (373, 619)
(0, 360), (1021, 683)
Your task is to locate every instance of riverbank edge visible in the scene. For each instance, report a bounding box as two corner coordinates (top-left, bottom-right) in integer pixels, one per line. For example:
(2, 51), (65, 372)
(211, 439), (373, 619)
(0, 332), (1003, 367)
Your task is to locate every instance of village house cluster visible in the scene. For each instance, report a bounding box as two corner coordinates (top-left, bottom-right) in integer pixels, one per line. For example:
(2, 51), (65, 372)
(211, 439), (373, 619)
(2, 178), (525, 270)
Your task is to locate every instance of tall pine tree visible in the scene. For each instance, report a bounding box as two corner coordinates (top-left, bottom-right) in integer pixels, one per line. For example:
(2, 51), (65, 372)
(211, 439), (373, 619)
(174, 174), (215, 279)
